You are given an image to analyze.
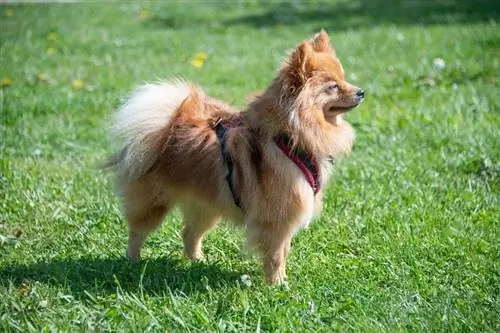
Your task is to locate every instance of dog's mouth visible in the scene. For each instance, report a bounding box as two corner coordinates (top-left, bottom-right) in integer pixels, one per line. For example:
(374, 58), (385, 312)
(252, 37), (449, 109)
(328, 105), (353, 112)
(327, 104), (360, 113)
(327, 96), (364, 113)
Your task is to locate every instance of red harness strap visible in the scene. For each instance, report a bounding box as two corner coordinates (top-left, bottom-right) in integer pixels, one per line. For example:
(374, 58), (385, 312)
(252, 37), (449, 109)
(214, 114), (321, 208)
(274, 134), (320, 194)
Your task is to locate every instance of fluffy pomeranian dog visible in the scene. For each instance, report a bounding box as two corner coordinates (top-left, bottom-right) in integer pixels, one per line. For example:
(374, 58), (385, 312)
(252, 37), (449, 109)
(109, 30), (364, 284)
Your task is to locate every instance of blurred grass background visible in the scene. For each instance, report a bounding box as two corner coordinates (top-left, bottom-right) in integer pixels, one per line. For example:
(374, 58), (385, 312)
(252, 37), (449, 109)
(1, 1), (499, 331)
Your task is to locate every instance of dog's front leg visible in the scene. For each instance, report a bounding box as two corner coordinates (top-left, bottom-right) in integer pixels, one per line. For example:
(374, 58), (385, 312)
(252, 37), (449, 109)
(263, 236), (292, 285)
(250, 228), (292, 285)
(264, 238), (291, 285)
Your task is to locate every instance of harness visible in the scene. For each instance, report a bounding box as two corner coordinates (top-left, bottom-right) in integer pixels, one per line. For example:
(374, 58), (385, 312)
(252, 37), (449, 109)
(214, 116), (244, 209)
(274, 134), (321, 194)
(214, 117), (321, 209)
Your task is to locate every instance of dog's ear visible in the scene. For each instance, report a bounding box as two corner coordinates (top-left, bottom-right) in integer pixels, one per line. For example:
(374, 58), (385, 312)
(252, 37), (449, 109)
(287, 40), (314, 85)
(311, 29), (335, 55)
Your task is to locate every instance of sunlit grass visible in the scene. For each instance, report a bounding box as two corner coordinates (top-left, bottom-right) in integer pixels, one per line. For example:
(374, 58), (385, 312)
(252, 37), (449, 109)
(1, 2), (499, 331)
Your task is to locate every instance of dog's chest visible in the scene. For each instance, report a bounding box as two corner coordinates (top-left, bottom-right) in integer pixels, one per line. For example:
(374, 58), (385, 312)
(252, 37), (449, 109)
(293, 158), (334, 232)
(294, 181), (317, 232)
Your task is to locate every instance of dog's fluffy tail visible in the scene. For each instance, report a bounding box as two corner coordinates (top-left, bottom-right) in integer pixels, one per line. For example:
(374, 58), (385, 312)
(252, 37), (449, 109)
(109, 80), (193, 180)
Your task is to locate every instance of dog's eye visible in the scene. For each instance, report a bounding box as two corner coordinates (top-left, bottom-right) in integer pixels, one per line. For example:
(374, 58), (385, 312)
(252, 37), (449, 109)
(326, 83), (339, 93)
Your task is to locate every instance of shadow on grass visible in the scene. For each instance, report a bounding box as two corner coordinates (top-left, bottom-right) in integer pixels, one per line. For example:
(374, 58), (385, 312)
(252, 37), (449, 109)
(152, 0), (499, 31)
(227, 0), (499, 30)
(0, 257), (243, 298)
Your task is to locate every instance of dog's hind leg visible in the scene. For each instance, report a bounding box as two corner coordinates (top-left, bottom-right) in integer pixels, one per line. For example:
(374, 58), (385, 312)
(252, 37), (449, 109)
(179, 203), (221, 261)
(121, 180), (171, 262)
(126, 204), (170, 262)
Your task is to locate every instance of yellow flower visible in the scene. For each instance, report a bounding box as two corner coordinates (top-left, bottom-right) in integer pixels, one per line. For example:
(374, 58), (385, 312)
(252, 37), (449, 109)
(138, 8), (150, 20)
(0, 78), (12, 87)
(37, 73), (48, 82)
(46, 47), (55, 55)
(4, 8), (13, 17)
(47, 32), (58, 41)
(191, 51), (208, 69)
(71, 79), (84, 90)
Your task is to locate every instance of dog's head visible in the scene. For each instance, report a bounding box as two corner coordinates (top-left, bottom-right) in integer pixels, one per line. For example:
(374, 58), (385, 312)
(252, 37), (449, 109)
(278, 30), (364, 126)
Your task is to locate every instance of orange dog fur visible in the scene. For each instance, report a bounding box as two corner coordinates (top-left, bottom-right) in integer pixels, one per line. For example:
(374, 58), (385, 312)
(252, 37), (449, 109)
(109, 31), (364, 284)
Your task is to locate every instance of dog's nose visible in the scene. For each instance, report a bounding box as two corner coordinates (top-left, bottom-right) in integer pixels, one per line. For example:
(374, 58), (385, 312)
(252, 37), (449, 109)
(356, 89), (365, 98)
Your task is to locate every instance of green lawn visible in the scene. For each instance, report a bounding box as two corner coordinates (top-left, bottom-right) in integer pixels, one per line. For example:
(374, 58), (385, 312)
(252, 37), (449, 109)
(1, 1), (499, 331)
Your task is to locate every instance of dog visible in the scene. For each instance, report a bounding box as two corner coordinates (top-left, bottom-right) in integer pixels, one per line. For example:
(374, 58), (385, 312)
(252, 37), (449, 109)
(108, 30), (364, 284)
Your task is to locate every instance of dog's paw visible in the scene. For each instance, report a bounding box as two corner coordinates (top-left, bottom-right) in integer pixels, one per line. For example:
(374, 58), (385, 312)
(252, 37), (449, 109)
(126, 249), (141, 263)
(184, 250), (204, 262)
(265, 269), (287, 286)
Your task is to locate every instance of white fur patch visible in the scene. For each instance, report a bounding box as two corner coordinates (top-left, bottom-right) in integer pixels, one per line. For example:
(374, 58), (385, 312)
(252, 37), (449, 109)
(295, 181), (315, 232)
(111, 80), (192, 179)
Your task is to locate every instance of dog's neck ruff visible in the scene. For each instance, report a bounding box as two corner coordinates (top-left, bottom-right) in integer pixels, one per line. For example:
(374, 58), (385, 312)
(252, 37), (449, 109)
(274, 134), (320, 194)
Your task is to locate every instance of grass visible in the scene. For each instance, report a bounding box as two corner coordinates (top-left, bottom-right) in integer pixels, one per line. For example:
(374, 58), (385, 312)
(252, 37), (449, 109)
(1, 1), (499, 331)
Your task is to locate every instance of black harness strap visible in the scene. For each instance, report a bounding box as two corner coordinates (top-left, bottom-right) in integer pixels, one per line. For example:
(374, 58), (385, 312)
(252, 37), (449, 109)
(215, 118), (242, 209)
